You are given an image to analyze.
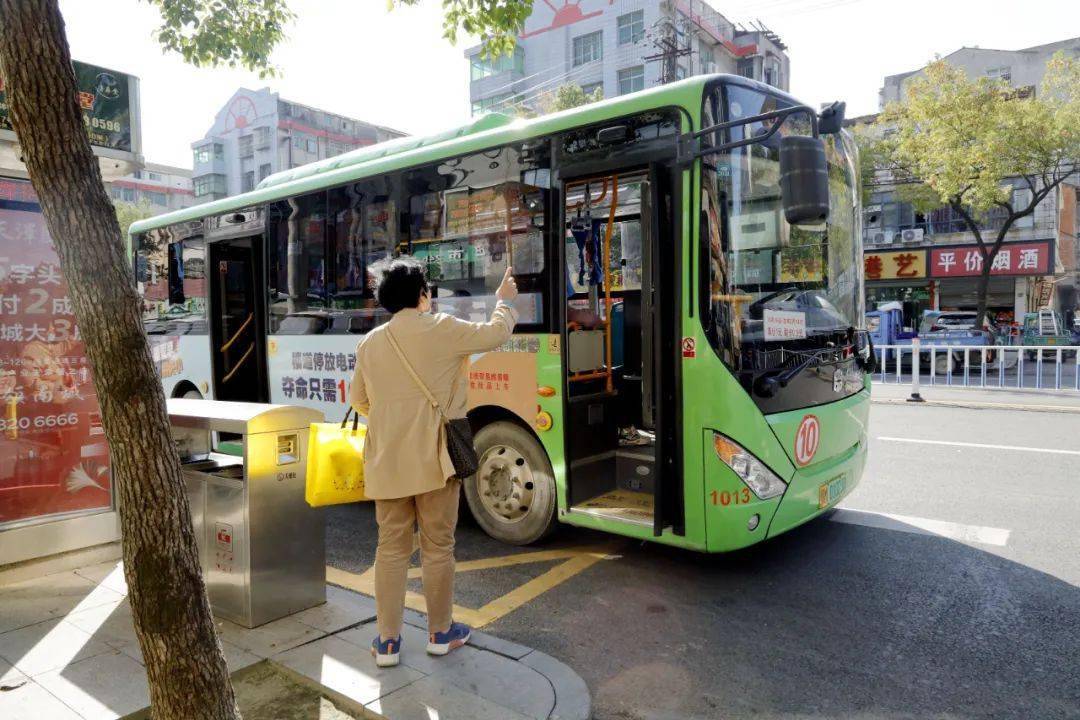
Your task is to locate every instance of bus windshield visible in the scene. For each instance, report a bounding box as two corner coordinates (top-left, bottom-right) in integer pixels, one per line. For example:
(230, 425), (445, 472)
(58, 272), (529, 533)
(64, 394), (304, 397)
(701, 81), (864, 411)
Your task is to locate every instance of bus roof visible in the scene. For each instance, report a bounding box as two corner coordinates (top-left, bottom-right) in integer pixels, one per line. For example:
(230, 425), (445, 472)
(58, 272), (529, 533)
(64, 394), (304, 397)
(128, 74), (766, 236)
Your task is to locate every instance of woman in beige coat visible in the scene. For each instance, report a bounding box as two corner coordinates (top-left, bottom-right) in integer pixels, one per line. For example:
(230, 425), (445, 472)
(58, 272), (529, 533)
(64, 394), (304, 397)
(350, 257), (518, 667)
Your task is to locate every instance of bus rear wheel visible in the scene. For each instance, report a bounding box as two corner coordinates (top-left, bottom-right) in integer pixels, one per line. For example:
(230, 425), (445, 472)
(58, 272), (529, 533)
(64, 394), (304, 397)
(464, 421), (556, 546)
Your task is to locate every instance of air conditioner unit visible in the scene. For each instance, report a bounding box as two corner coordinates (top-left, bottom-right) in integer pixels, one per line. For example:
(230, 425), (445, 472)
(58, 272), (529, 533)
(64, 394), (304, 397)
(900, 228), (924, 243)
(870, 231), (889, 245)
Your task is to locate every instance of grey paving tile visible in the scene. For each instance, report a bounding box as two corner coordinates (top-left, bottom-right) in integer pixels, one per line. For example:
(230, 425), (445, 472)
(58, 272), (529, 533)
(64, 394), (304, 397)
(291, 587), (377, 634)
(0, 617), (115, 677)
(469, 629), (534, 660)
(519, 650), (592, 720)
(421, 643), (556, 720)
(72, 561), (127, 596)
(272, 635), (425, 706)
(62, 599), (137, 649)
(34, 650), (150, 720)
(368, 675), (533, 720)
(0, 678), (83, 720)
(339, 623), (484, 677)
(217, 615), (326, 658)
(1, 656), (27, 687)
(0, 571), (123, 634)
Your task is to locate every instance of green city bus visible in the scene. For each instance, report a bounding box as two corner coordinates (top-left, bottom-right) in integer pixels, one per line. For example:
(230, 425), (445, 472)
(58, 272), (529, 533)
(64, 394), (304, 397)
(130, 74), (870, 552)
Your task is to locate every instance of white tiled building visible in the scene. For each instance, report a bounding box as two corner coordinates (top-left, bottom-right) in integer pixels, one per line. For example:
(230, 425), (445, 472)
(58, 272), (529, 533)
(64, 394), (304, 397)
(465, 0), (789, 116)
(191, 88), (406, 203)
(108, 163), (194, 213)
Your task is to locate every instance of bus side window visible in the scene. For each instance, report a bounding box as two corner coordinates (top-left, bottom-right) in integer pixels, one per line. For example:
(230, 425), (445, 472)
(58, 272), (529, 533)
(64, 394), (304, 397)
(267, 193), (328, 334)
(403, 144), (550, 329)
(326, 183), (393, 334)
(137, 225), (207, 335)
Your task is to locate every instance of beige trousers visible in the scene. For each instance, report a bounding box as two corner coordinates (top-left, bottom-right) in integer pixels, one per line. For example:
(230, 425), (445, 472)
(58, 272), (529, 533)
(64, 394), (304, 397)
(373, 479), (460, 640)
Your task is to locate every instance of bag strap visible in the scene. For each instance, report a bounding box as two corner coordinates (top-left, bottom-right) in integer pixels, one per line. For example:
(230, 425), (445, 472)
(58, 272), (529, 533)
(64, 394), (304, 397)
(386, 328), (446, 420)
(339, 407), (360, 431)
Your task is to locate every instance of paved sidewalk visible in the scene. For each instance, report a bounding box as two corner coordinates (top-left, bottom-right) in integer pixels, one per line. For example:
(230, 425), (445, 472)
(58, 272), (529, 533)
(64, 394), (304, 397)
(871, 380), (1080, 412)
(0, 556), (589, 720)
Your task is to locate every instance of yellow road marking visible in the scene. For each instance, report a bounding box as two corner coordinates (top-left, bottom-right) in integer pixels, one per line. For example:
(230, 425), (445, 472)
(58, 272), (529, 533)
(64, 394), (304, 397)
(326, 544), (619, 628)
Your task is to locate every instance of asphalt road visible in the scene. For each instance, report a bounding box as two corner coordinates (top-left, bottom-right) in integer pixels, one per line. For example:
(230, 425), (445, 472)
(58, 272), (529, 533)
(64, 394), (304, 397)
(325, 401), (1080, 719)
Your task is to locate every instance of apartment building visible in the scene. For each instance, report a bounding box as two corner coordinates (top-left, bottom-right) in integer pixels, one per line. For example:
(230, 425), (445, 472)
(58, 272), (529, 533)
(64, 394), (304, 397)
(191, 88), (406, 202)
(465, 0), (789, 116)
(109, 162), (194, 213)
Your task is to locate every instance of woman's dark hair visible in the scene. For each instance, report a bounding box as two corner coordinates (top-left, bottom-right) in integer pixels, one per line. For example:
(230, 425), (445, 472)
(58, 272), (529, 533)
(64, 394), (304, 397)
(373, 256), (429, 313)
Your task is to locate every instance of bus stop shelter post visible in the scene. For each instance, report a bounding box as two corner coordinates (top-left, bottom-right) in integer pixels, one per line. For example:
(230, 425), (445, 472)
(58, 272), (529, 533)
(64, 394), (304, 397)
(908, 337), (925, 403)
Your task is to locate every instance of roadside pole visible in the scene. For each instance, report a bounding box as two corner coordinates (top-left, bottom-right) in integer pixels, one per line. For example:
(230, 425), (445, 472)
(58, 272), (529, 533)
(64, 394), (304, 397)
(908, 337), (925, 403)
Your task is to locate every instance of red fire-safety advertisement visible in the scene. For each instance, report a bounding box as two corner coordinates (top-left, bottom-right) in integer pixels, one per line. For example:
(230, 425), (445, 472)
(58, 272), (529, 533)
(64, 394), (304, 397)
(0, 179), (111, 525)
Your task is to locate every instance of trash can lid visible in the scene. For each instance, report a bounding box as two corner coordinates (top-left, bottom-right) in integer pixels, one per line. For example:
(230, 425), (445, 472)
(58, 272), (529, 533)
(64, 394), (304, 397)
(167, 398), (326, 435)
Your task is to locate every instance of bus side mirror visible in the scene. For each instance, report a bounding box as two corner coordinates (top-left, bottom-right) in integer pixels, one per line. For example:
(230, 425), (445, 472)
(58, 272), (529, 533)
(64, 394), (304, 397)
(779, 135), (829, 225)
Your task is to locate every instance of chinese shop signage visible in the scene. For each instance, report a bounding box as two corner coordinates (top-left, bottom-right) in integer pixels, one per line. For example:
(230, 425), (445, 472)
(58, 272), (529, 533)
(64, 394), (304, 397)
(929, 240), (1053, 278)
(864, 250), (927, 281)
(0, 61), (132, 152)
(0, 179), (111, 526)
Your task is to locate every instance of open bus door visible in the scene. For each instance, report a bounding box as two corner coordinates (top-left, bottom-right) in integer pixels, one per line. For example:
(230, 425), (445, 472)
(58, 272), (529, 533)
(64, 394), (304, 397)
(208, 236), (269, 403)
(560, 163), (681, 536)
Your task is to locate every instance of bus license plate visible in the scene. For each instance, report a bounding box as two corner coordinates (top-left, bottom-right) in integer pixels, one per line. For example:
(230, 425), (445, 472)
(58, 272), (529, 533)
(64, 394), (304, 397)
(818, 475), (845, 509)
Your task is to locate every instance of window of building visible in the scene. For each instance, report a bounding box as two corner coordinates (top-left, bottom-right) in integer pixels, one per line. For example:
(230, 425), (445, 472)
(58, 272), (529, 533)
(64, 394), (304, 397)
(469, 46), (525, 80)
(193, 142), (224, 165)
(259, 163), (272, 181)
(676, 65), (688, 80)
(471, 92), (517, 115)
(986, 66), (1012, 83)
(617, 10), (644, 45)
(146, 191), (167, 206)
(238, 135), (254, 157)
(267, 193), (328, 333)
(306, 138), (317, 153)
(572, 31), (603, 67)
(254, 126), (271, 147)
(580, 81), (604, 99)
(147, 172), (163, 182)
(242, 171), (255, 193)
(193, 174), (226, 198)
(1012, 187), (1035, 228)
(121, 187), (136, 203)
(618, 66), (645, 95)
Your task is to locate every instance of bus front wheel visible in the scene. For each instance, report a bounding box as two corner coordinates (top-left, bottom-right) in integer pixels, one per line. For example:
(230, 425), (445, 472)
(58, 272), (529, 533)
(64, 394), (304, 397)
(464, 421), (556, 546)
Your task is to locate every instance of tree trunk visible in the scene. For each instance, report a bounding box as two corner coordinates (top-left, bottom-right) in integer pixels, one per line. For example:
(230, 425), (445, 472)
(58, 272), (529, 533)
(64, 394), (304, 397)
(974, 261), (992, 329)
(0, 3), (241, 719)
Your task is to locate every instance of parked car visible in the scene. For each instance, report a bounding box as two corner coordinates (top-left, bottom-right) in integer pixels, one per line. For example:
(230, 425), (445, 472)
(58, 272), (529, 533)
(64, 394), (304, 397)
(922, 312), (999, 373)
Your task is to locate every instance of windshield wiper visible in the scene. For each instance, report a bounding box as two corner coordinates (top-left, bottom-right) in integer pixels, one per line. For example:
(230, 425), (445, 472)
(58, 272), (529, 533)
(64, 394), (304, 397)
(752, 354), (819, 398)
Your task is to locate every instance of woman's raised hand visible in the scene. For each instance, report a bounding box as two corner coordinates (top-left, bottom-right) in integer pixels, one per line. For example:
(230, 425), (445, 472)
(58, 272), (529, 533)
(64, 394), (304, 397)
(495, 266), (518, 302)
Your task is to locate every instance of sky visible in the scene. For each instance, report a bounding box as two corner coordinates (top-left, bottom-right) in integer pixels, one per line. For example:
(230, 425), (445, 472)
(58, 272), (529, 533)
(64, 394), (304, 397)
(57, 0), (1080, 170)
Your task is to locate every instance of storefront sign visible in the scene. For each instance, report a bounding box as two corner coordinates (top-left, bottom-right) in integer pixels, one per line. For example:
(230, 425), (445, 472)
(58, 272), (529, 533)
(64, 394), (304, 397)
(864, 250), (927, 281)
(929, 240), (1053, 278)
(764, 309), (807, 341)
(0, 61), (133, 152)
(0, 178), (111, 526)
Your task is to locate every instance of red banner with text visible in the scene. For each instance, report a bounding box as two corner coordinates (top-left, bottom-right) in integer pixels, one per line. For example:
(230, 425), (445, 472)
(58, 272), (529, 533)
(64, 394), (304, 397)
(929, 240), (1053, 278)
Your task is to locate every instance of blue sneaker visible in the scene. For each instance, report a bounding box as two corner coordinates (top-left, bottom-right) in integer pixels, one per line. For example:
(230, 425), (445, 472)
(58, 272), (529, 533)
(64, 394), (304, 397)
(427, 622), (471, 656)
(371, 635), (401, 667)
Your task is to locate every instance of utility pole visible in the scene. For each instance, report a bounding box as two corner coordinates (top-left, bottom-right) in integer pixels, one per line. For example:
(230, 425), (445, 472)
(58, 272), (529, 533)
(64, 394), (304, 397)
(644, 13), (693, 85)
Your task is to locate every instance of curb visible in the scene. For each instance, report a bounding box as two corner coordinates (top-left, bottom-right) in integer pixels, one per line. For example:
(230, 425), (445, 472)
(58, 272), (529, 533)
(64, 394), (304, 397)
(871, 396), (1080, 414)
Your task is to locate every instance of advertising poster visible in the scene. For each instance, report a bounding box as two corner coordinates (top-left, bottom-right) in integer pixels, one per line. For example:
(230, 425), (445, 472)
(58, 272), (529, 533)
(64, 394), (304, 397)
(0, 180), (111, 526)
(929, 240), (1052, 278)
(0, 61), (133, 152)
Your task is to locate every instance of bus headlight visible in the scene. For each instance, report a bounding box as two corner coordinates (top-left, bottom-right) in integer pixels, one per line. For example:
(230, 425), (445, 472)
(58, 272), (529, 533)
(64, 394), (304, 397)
(712, 433), (788, 500)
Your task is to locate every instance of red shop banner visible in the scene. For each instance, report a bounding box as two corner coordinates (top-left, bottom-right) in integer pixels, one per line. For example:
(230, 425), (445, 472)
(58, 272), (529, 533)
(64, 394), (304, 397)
(929, 240), (1053, 278)
(0, 179), (111, 526)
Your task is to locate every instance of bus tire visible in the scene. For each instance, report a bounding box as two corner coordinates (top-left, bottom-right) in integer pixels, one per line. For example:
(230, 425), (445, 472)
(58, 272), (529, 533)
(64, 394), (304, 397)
(464, 421), (556, 546)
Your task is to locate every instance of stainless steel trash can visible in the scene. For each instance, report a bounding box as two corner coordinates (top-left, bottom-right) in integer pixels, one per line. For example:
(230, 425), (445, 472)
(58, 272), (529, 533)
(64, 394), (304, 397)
(167, 398), (326, 628)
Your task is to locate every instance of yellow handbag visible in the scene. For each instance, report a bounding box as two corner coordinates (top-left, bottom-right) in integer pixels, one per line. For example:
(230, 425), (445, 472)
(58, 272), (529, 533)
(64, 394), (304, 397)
(305, 408), (368, 506)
